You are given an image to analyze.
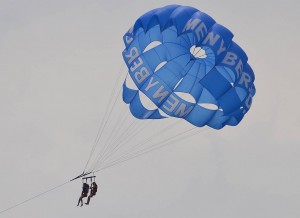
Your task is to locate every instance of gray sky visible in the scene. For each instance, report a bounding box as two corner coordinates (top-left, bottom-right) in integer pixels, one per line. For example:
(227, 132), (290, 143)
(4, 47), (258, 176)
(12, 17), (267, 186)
(0, 0), (299, 217)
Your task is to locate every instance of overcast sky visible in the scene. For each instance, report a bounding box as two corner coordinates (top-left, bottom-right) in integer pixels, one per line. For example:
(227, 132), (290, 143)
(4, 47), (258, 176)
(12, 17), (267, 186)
(0, 0), (299, 217)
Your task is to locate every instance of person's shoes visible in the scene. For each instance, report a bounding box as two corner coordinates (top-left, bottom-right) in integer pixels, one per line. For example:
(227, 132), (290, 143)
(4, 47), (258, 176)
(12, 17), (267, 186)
(85, 203), (89, 205)
(80, 204), (83, 207)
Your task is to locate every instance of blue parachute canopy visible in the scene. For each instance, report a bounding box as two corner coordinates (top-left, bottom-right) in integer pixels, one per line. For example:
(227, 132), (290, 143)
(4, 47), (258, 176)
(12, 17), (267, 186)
(122, 5), (256, 129)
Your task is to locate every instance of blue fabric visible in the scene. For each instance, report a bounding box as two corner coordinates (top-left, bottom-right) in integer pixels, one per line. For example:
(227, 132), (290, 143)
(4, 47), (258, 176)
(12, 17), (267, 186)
(122, 5), (256, 129)
(122, 81), (137, 104)
(200, 67), (232, 99)
(130, 92), (164, 119)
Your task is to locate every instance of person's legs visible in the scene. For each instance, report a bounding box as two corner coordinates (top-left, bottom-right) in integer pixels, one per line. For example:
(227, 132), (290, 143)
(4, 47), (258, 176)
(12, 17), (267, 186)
(77, 196), (83, 206)
(81, 192), (89, 206)
(86, 196), (91, 205)
(85, 193), (95, 205)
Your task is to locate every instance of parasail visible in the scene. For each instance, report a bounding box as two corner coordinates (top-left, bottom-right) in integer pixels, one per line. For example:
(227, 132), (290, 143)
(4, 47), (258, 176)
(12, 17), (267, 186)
(122, 5), (256, 130)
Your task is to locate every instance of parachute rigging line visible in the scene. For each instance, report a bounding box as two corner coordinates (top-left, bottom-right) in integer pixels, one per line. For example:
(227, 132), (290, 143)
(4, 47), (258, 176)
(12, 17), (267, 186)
(0, 181), (70, 215)
(87, 113), (150, 172)
(93, 124), (207, 173)
(105, 127), (201, 168)
(91, 113), (149, 169)
(83, 63), (126, 173)
(87, 57), (197, 172)
(99, 119), (153, 165)
(90, 91), (133, 168)
(93, 127), (205, 173)
(88, 51), (196, 171)
(97, 119), (181, 167)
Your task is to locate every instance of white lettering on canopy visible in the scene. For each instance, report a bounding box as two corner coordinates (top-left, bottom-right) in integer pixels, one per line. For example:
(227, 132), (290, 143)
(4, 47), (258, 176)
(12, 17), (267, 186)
(182, 18), (208, 42)
(182, 18), (253, 88)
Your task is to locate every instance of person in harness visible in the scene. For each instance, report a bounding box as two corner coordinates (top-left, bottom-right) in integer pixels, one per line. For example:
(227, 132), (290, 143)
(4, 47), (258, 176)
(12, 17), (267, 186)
(85, 182), (98, 205)
(77, 182), (90, 207)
